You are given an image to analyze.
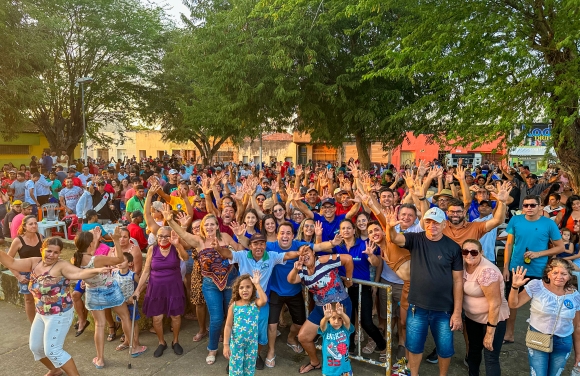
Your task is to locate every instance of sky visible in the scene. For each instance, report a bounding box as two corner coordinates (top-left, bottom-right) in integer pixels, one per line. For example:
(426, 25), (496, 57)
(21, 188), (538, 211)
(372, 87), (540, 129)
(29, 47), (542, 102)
(146, 0), (190, 24)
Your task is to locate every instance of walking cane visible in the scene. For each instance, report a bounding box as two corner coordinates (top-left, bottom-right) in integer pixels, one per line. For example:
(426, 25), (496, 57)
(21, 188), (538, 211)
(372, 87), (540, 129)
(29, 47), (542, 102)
(128, 295), (138, 369)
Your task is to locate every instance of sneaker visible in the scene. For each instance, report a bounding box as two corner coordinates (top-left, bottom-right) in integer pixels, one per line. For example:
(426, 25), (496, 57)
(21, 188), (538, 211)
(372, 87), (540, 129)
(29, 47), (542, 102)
(425, 348), (438, 364)
(391, 367), (411, 376)
(392, 356), (408, 371)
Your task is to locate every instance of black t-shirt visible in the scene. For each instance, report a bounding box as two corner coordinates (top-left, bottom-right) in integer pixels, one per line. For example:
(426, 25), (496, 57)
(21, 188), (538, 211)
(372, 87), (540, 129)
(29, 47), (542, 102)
(403, 232), (463, 312)
(92, 191), (112, 220)
(141, 170), (154, 181)
(507, 185), (520, 217)
(163, 183), (178, 196)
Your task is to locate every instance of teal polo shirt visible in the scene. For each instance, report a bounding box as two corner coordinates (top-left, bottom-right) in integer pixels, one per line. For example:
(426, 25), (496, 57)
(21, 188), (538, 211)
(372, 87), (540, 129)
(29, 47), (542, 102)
(229, 250), (286, 295)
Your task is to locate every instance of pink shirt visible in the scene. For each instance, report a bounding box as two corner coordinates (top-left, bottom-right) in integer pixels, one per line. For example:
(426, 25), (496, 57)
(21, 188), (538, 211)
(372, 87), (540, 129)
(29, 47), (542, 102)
(125, 188), (135, 200)
(463, 257), (510, 324)
(10, 213), (24, 238)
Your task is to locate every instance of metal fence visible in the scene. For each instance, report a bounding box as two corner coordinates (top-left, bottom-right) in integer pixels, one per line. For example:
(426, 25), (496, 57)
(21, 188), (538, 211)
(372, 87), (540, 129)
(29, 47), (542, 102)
(304, 278), (393, 375)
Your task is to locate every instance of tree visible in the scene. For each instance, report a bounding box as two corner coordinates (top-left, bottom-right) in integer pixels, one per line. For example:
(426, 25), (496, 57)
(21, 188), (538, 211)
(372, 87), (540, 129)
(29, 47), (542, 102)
(246, 0), (416, 169)
(354, 0), (580, 187)
(0, 0), (48, 137)
(24, 0), (169, 157)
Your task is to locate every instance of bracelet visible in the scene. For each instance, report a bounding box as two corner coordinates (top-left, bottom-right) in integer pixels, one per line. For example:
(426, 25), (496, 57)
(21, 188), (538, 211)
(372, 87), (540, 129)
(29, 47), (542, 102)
(418, 197), (426, 201)
(511, 286), (520, 290)
(486, 322), (497, 328)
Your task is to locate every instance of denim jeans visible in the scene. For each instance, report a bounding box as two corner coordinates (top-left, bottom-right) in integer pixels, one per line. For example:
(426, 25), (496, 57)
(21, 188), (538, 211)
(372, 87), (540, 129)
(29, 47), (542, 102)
(465, 317), (506, 376)
(202, 271), (239, 351)
(405, 304), (454, 358)
(348, 284), (386, 351)
(528, 326), (572, 376)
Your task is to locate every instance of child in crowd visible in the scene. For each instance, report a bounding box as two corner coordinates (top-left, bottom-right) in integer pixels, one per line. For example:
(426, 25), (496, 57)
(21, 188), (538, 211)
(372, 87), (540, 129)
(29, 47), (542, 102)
(223, 271), (267, 376)
(319, 302), (354, 376)
(561, 227), (580, 284)
(112, 252), (147, 357)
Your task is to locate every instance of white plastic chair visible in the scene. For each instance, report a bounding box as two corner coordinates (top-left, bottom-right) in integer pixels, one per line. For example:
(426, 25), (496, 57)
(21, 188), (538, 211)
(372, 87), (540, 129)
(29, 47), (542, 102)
(41, 203), (59, 221)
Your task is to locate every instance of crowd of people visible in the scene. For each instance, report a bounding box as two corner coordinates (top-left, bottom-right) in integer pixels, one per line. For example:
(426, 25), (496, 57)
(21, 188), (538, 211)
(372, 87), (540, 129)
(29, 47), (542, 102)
(1, 152), (580, 376)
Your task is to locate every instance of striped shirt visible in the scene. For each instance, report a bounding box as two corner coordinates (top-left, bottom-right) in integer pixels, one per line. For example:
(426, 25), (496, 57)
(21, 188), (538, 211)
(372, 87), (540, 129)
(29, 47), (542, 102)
(298, 255), (348, 306)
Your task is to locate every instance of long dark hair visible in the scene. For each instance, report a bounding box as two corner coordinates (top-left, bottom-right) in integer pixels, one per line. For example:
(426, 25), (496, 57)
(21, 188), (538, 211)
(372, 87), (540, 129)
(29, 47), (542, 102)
(243, 209), (261, 233)
(261, 214), (277, 235)
(560, 195), (580, 229)
(73, 231), (94, 268)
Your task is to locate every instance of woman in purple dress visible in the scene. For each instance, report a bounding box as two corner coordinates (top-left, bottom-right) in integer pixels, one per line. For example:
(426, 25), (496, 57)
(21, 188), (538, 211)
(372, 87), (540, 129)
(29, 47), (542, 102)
(133, 226), (189, 358)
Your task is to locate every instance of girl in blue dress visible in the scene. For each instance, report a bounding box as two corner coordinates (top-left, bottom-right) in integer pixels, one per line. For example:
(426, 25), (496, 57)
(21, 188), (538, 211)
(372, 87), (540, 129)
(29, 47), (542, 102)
(223, 271), (267, 375)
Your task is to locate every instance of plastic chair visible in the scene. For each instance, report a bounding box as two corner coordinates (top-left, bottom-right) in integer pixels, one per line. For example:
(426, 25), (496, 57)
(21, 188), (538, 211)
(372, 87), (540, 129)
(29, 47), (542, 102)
(39, 203), (64, 221)
(62, 215), (79, 240)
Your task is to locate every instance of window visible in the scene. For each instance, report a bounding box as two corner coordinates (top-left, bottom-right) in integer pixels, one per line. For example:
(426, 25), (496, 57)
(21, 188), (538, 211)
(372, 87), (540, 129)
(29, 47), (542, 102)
(97, 149), (109, 161)
(215, 151), (234, 162)
(298, 145), (307, 165)
(0, 145), (30, 154)
(139, 150), (146, 159)
(243, 156), (248, 164)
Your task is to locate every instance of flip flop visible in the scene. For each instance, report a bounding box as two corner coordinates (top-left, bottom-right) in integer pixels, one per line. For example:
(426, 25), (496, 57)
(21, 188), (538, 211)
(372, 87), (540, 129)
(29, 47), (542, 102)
(75, 320), (90, 337)
(299, 362), (321, 374)
(92, 357), (104, 370)
(286, 342), (304, 353)
(116, 343), (129, 351)
(502, 340), (515, 345)
(193, 331), (208, 342)
(131, 346), (148, 358)
(265, 356), (276, 368)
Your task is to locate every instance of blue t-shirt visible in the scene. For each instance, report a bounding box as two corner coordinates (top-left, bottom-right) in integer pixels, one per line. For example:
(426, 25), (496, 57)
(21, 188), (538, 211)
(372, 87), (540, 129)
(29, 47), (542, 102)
(81, 222), (113, 246)
(467, 200), (496, 222)
(313, 212), (346, 241)
(333, 238), (377, 281)
(317, 323), (355, 376)
(506, 215), (562, 277)
(266, 240), (312, 297)
(228, 250), (286, 296)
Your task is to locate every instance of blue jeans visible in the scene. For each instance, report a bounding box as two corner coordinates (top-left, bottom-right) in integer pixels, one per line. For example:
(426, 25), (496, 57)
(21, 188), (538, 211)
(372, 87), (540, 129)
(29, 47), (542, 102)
(528, 326), (572, 376)
(405, 304), (454, 358)
(202, 271), (239, 351)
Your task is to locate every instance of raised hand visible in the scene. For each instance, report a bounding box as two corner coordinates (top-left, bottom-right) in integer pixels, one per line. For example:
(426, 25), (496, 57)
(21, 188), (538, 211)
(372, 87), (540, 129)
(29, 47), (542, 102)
(417, 160), (427, 177)
(294, 256), (304, 271)
(250, 270), (261, 285)
(453, 165), (467, 181)
(91, 225), (102, 240)
(347, 161), (359, 179)
(335, 302), (344, 316)
(162, 205), (174, 222)
(330, 233), (343, 246)
(510, 266), (529, 288)
(111, 226), (122, 242)
(383, 206), (402, 228)
(496, 180), (512, 203)
(363, 241), (377, 256)
(170, 230), (181, 246)
(175, 211), (192, 227)
(314, 221), (323, 237)
(323, 303), (333, 319)
(403, 169), (415, 188)
(445, 172), (454, 183)
(229, 221), (247, 237)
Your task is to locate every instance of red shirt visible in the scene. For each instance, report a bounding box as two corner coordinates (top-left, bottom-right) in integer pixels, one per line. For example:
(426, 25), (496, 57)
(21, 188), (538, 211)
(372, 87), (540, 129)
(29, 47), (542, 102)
(127, 222), (148, 250)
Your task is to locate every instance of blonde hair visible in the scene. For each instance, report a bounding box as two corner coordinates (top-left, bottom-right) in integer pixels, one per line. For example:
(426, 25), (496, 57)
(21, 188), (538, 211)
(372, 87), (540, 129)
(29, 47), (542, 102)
(200, 214), (222, 241)
(18, 215), (38, 236)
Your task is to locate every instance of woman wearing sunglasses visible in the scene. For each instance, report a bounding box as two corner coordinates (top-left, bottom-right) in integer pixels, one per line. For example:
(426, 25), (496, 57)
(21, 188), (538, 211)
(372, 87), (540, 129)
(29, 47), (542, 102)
(462, 239), (509, 376)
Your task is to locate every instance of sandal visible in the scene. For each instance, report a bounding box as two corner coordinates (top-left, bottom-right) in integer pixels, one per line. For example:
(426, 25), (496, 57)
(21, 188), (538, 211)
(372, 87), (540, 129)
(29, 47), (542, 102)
(299, 362), (321, 374)
(265, 356), (276, 368)
(131, 345), (148, 358)
(92, 357), (104, 369)
(75, 320), (90, 337)
(119, 334), (125, 343)
(286, 342), (303, 353)
(379, 352), (387, 362)
(107, 324), (119, 342)
(206, 355), (216, 365)
(193, 331), (208, 342)
(116, 343), (129, 351)
(362, 339), (377, 354)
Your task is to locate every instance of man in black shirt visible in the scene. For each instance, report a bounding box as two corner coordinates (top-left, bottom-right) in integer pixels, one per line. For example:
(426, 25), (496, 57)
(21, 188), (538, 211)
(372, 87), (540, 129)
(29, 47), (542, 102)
(385, 206), (463, 376)
(90, 181), (114, 223)
(2, 200), (22, 238)
(163, 169), (179, 196)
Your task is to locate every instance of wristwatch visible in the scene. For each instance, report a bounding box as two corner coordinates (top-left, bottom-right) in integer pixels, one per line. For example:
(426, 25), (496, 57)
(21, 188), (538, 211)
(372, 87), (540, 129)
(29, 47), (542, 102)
(345, 277), (352, 281)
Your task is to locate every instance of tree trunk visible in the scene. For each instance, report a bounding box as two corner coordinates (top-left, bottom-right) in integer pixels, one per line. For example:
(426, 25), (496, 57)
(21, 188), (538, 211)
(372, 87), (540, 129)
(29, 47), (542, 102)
(354, 131), (371, 170)
(552, 117), (580, 193)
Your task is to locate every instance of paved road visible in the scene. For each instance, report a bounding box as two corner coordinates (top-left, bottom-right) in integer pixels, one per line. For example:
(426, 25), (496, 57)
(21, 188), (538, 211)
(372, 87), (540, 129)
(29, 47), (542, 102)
(0, 300), (569, 375)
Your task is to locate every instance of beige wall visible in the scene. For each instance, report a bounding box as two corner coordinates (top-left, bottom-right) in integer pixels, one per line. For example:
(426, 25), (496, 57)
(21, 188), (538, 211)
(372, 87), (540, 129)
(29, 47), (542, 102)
(238, 139), (297, 164)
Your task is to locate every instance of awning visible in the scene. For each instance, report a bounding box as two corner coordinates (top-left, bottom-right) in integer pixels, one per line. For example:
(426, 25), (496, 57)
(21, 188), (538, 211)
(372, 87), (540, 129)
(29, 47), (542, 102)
(509, 146), (556, 156)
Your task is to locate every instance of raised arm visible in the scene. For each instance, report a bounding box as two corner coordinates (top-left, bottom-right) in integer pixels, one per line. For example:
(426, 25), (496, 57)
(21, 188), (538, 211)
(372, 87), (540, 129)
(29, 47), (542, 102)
(453, 165), (472, 207)
(163, 207), (204, 250)
(144, 184), (161, 235)
(92, 227), (125, 267)
(383, 207), (406, 247)
(287, 255), (304, 284)
(484, 181), (509, 232)
(289, 189), (314, 219)
(251, 270), (267, 307)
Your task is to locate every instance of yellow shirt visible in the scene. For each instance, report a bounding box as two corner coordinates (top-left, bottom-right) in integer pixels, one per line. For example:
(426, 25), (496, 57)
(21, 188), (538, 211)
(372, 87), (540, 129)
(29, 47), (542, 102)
(168, 195), (195, 211)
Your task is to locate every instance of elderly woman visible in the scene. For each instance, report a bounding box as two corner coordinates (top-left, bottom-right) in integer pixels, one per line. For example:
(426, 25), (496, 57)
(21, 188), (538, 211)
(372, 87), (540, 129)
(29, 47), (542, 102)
(133, 225), (189, 358)
(509, 259), (580, 376)
(0, 237), (110, 376)
(7, 214), (43, 323)
(165, 212), (243, 365)
(462, 239), (510, 376)
(287, 244), (354, 374)
(73, 228), (141, 368)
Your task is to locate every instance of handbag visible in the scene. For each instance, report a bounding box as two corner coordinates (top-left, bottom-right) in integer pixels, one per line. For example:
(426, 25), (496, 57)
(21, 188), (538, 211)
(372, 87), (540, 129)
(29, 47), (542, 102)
(525, 298), (565, 353)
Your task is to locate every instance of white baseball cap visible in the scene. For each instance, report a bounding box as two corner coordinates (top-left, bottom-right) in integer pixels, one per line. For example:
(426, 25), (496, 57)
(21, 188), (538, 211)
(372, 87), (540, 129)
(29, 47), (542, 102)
(422, 207), (446, 223)
(169, 169), (178, 175)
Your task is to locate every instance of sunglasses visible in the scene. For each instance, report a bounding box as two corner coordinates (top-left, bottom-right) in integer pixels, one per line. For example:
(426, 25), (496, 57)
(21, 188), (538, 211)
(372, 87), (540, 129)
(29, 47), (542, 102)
(462, 249), (480, 256)
(273, 208), (285, 213)
(522, 203), (538, 208)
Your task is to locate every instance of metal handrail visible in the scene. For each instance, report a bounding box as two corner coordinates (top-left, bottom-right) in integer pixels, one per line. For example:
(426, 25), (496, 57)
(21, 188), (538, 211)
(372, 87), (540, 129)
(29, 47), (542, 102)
(304, 277), (392, 375)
